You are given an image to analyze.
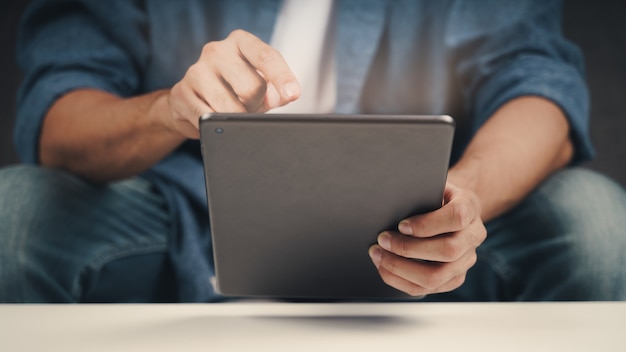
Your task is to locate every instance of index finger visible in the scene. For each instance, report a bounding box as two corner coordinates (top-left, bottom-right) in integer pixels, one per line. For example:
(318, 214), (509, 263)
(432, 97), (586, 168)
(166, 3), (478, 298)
(230, 30), (300, 104)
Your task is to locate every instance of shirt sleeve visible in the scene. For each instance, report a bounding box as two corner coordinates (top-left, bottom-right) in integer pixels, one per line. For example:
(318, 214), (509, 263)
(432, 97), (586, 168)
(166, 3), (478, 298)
(15, 0), (150, 164)
(447, 0), (593, 164)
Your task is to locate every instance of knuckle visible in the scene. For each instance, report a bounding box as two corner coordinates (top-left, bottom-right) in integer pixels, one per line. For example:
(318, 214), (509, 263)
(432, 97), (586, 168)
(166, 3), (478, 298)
(451, 201), (472, 229)
(479, 223), (487, 242)
(169, 82), (184, 101)
(464, 220), (487, 249)
(201, 40), (231, 62)
(423, 271), (444, 291)
(437, 274), (466, 294)
(185, 65), (201, 81)
(471, 223), (488, 247)
(440, 235), (463, 261)
(468, 251), (478, 268)
(450, 273), (467, 290)
(256, 48), (282, 68)
(201, 42), (219, 56)
(237, 78), (267, 104)
(228, 29), (248, 40)
(433, 271), (467, 294)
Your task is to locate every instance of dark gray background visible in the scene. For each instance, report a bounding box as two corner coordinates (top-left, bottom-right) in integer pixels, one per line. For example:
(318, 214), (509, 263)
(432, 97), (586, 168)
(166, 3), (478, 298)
(1, 0), (624, 188)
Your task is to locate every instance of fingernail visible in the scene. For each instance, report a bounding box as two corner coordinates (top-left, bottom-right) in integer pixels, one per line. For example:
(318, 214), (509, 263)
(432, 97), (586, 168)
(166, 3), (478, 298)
(398, 221), (413, 235)
(378, 232), (391, 251)
(266, 83), (280, 108)
(368, 246), (382, 267)
(282, 82), (300, 100)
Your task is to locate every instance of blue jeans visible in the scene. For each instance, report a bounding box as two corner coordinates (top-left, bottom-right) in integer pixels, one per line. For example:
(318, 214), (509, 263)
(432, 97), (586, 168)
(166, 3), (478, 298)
(0, 165), (176, 302)
(426, 167), (626, 301)
(1, 165), (625, 302)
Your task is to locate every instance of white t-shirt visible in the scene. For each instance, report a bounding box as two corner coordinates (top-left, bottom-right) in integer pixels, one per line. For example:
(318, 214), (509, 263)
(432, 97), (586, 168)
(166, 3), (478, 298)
(269, 0), (336, 114)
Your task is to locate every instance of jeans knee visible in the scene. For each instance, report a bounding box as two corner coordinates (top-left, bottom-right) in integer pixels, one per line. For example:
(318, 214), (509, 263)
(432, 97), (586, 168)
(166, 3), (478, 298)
(0, 165), (172, 302)
(0, 165), (81, 233)
(0, 165), (91, 301)
(531, 168), (626, 230)
(532, 168), (626, 298)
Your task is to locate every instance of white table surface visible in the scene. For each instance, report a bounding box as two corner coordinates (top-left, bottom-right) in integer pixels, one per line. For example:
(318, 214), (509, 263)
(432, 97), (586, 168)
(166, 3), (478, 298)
(1, 302), (624, 352)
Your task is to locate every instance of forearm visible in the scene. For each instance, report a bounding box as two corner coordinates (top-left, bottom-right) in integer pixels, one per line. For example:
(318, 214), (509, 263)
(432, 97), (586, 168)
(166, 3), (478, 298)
(448, 96), (574, 221)
(40, 89), (185, 183)
(38, 30), (300, 184)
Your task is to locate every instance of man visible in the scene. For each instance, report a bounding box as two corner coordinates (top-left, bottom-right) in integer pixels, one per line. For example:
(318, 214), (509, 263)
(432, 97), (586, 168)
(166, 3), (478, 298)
(1, 0), (625, 302)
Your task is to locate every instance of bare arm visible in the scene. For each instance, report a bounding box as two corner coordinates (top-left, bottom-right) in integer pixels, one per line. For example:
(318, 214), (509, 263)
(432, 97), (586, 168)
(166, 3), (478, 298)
(41, 89), (181, 183)
(448, 95), (573, 221)
(40, 30), (300, 183)
(370, 96), (574, 296)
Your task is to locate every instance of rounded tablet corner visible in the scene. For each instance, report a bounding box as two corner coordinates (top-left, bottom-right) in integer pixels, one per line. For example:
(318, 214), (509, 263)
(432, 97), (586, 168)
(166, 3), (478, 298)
(440, 115), (455, 125)
(200, 112), (213, 121)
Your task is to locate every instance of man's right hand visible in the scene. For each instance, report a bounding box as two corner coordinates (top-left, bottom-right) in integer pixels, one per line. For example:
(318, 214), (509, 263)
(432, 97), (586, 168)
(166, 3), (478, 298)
(166, 29), (301, 139)
(41, 30), (299, 182)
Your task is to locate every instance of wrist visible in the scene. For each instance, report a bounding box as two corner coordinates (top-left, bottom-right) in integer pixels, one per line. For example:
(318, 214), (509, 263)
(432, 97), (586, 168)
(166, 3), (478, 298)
(149, 89), (187, 141)
(448, 155), (499, 221)
(448, 156), (482, 196)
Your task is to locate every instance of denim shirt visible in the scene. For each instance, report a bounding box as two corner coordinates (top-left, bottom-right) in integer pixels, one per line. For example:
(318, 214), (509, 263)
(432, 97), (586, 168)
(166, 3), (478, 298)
(15, 0), (592, 301)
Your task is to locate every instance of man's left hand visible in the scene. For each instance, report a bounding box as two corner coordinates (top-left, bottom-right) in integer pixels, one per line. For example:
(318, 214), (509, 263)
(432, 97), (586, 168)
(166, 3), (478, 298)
(368, 182), (487, 297)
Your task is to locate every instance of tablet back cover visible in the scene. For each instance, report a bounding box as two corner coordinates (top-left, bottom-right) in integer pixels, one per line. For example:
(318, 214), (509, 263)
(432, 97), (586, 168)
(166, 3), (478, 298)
(200, 114), (454, 299)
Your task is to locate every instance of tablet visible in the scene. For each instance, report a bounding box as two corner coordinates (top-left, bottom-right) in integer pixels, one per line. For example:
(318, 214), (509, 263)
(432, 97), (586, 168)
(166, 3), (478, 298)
(200, 113), (455, 299)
